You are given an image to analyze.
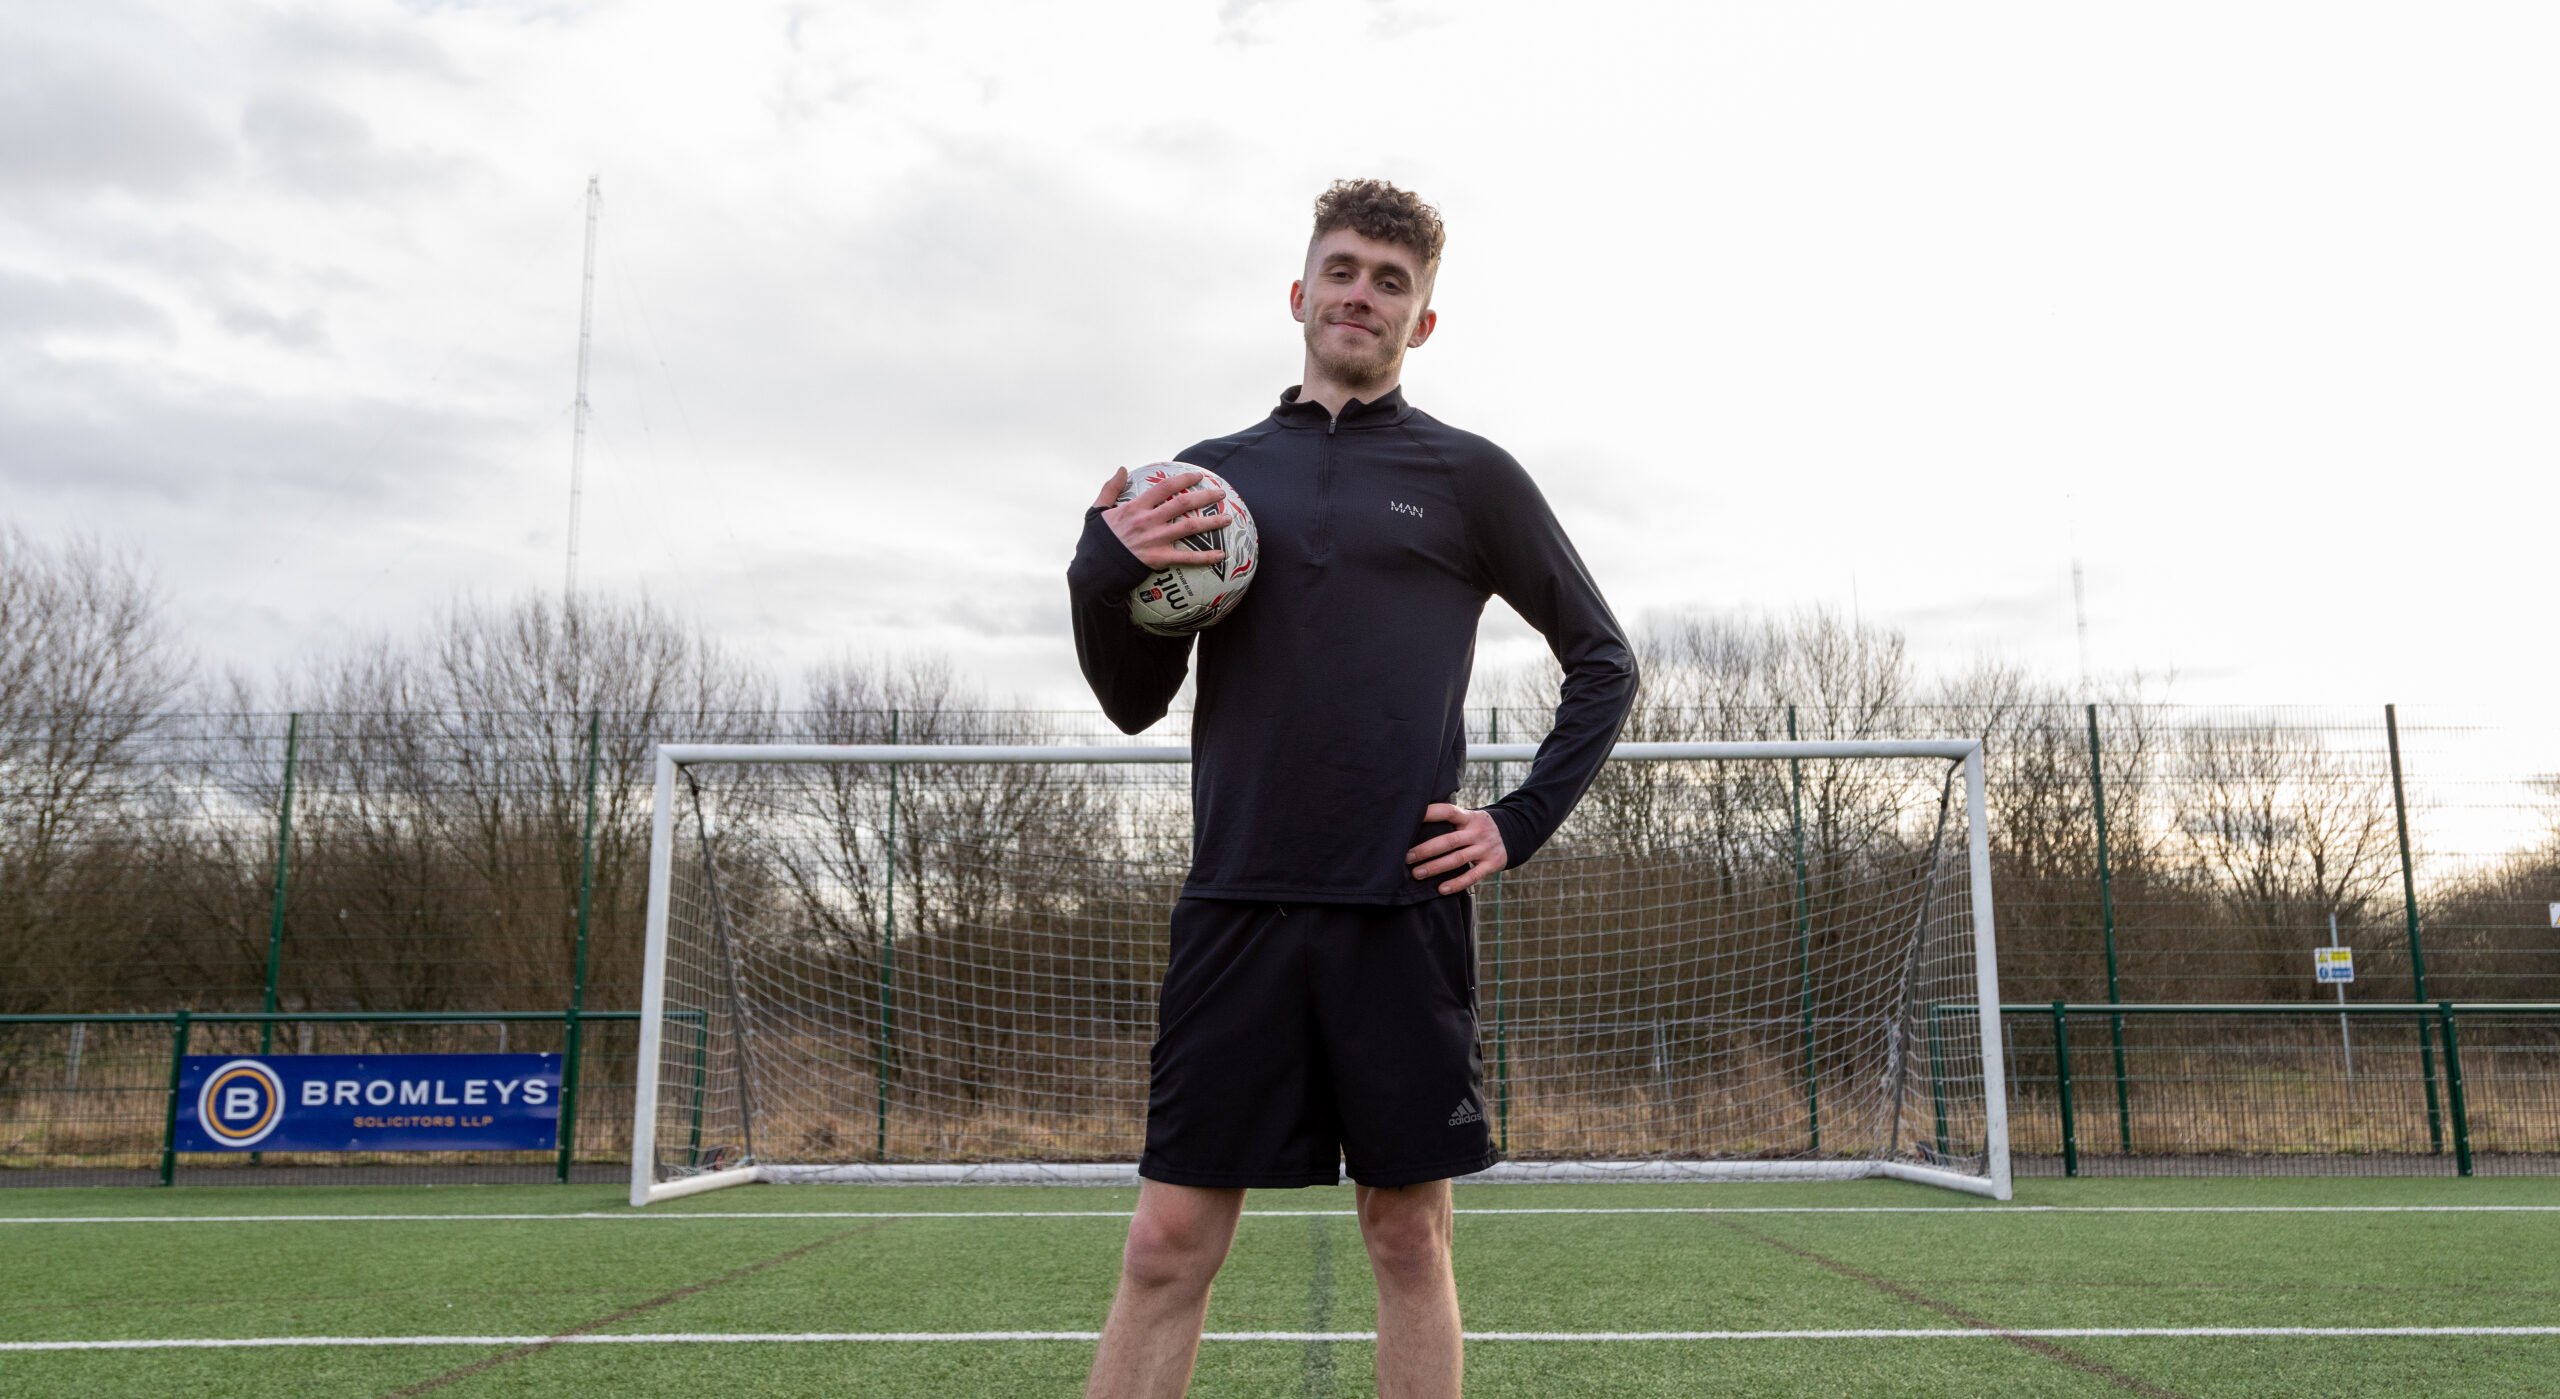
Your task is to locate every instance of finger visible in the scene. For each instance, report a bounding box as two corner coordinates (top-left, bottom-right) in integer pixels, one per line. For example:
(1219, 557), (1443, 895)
(1421, 802), (1465, 826)
(1094, 467), (1130, 510)
(1412, 836), (1494, 875)
(1412, 851), (1478, 880)
(1405, 832), (1467, 864)
(1138, 513), (1229, 552)
(1135, 469), (1209, 510)
(1439, 864), (1489, 895)
(1147, 488), (1225, 523)
(1140, 548), (1225, 567)
(1433, 860), (1495, 891)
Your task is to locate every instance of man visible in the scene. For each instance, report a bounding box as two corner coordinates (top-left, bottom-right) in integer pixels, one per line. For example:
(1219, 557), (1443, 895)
(1067, 179), (1635, 1399)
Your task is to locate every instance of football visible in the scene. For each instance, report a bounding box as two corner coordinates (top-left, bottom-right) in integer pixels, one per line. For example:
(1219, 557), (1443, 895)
(1116, 463), (1258, 637)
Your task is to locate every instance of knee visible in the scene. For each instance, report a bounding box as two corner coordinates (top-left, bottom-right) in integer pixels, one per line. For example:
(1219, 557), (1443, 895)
(1360, 1206), (1451, 1287)
(1121, 1211), (1228, 1294)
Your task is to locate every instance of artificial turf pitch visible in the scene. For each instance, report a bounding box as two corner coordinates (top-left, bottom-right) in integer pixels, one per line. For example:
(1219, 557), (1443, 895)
(1, 1177), (2555, 1397)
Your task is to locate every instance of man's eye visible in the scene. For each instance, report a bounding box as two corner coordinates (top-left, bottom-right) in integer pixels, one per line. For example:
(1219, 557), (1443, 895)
(1380, 281), (1402, 295)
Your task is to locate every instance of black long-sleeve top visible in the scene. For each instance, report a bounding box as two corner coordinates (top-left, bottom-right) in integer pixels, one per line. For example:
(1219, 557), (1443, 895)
(1068, 386), (1636, 905)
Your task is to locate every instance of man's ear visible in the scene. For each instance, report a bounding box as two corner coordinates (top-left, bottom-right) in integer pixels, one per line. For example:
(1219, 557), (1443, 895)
(1289, 279), (1307, 323)
(1407, 307), (1438, 349)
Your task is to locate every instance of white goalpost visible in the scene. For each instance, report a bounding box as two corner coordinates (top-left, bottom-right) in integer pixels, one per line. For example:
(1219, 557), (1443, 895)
(630, 741), (2010, 1205)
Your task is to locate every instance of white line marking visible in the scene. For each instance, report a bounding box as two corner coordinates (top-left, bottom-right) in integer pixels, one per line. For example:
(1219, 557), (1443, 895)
(4, 1204), (2558, 1225)
(8, 1326), (2560, 1352)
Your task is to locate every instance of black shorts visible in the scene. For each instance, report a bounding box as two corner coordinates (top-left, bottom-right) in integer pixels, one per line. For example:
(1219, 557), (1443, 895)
(1138, 895), (1500, 1189)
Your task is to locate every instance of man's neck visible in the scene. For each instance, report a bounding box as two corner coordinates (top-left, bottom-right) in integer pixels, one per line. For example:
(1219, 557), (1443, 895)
(1295, 364), (1399, 419)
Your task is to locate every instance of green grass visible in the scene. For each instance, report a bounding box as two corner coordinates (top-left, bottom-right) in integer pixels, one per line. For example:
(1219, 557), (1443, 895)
(1, 1177), (2555, 1396)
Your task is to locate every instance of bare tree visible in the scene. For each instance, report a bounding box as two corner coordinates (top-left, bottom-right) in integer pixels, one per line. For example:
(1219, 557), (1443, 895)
(0, 528), (189, 1015)
(2167, 718), (2399, 1000)
(219, 591), (773, 1014)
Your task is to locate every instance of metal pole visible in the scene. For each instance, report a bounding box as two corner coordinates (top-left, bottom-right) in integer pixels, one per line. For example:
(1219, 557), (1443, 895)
(1787, 707), (1819, 1152)
(558, 710), (602, 1184)
(2086, 704), (2132, 1153)
(1964, 746), (2015, 1199)
(2437, 1002), (2473, 1177)
(626, 748), (679, 1207)
(2053, 1001), (2078, 1178)
(2386, 704), (2444, 1153)
(1488, 707), (1510, 1154)
(249, 715), (301, 1171)
(259, 714), (301, 1057)
(2331, 911), (2353, 1083)
(685, 1011), (711, 1166)
(876, 709), (899, 1161)
(159, 1010), (192, 1187)
(1926, 1005), (1951, 1163)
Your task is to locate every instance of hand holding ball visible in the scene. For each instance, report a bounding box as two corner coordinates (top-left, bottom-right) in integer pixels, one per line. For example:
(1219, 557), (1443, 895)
(1100, 463), (1259, 636)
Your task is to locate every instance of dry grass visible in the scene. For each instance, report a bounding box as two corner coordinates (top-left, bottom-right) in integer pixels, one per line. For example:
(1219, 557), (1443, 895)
(9, 1030), (2558, 1175)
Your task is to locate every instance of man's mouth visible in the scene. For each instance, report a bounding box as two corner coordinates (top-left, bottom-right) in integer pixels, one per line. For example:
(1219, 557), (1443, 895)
(1330, 319), (1379, 338)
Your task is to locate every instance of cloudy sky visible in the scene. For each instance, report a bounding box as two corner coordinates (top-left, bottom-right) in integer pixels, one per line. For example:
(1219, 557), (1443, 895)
(4, 0), (2555, 728)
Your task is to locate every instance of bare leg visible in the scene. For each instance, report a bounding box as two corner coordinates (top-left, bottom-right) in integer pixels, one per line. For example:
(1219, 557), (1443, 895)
(1086, 1181), (1247, 1399)
(1357, 1179), (1461, 1399)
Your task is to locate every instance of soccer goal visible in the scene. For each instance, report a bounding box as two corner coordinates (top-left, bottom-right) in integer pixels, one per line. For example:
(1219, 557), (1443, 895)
(630, 740), (2010, 1204)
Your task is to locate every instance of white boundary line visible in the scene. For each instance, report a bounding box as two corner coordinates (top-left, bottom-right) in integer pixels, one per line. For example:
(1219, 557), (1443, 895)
(5, 1204), (2559, 1225)
(10, 1326), (2560, 1352)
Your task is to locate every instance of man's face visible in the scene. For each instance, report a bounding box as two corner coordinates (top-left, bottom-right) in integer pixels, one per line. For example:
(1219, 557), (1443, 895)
(1291, 228), (1436, 391)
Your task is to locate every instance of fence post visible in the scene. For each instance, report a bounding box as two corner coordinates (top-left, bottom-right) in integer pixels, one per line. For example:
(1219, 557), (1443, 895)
(557, 710), (602, 1184)
(1787, 706), (1819, 1152)
(1488, 707), (1510, 1154)
(876, 709), (899, 1161)
(2386, 704), (2445, 1154)
(258, 715), (301, 1057)
(159, 1010), (192, 1187)
(2085, 705), (2133, 1154)
(1926, 1005), (1951, 1163)
(684, 1011), (711, 1168)
(2437, 1002), (2473, 1177)
(2053, 1001), (2078, 1178)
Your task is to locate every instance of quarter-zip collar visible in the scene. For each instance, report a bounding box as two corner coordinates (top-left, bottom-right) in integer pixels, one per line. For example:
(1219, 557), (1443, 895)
(1272, 384), (1410, 431)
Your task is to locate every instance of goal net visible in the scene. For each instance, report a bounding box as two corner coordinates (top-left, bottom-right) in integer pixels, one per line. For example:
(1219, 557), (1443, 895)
(631, 741), (2010, 1203)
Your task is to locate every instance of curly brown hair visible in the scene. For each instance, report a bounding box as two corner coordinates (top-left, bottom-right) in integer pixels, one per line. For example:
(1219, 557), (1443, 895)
(1310, 178), (1445, 284)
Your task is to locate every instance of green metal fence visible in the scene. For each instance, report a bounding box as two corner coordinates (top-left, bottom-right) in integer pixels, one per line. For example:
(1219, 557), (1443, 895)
(0, 701), (2553, 1183)
(1998, 1002), (2560, 1177)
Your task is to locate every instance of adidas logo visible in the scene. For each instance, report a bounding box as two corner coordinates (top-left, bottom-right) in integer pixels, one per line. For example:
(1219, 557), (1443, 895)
(1446, 1097), (1483, 1127)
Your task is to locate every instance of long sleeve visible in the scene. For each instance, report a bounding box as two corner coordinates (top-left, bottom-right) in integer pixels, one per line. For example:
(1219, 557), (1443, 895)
(1068, 506), (1194, 734)
(1462, 451), (1637, 868)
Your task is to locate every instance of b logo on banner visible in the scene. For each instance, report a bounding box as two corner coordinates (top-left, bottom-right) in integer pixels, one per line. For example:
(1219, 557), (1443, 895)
(196, 1059), (286, 1148)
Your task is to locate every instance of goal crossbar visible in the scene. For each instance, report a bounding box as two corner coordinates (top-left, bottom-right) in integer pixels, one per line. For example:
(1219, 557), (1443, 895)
(651, 739), (1989, 767)
(631, 739), (2011, 1205)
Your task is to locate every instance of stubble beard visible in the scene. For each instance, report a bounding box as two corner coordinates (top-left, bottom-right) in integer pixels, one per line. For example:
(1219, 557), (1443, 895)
(1305, 320), (1402, 399)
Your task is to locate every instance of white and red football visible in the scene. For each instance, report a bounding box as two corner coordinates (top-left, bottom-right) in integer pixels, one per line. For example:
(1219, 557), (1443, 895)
(1115, 463), (1258, 637)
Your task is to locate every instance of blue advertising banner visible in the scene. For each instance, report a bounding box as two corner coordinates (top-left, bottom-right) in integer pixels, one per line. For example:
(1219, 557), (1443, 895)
(173, 1054), (561, 1152)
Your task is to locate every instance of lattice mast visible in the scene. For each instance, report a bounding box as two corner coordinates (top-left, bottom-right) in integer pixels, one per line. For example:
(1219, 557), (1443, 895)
(564, 174), (600, 603)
